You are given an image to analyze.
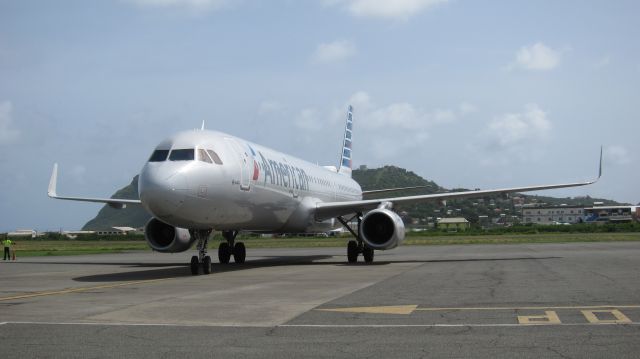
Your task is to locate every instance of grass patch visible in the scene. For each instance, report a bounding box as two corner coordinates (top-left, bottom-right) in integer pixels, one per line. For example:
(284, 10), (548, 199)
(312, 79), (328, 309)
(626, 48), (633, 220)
(9, 240), (150, 258)
(6, 232), (640, 257)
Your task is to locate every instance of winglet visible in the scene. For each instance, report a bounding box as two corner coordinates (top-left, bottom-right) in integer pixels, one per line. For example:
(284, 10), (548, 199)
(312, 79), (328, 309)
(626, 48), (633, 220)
(201, 120), (205, 131)
(587, 146), (603, 185)
(48, 163), (58, 198)
(598, 145), (603, 180)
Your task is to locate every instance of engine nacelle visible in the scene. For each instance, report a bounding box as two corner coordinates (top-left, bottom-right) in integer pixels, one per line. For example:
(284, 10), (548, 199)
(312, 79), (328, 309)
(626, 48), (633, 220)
(144, 218), (195, 253)
(359, 208), (405, 250)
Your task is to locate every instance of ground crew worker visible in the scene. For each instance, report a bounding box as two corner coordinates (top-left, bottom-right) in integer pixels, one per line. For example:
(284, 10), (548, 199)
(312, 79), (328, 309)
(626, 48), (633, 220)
(3, 238), (12, 260)
(11, 240), (16, 260)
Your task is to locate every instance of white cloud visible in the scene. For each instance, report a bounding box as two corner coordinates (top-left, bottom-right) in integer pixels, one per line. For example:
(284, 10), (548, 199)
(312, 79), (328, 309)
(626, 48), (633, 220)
(483, 104), (551, 150)
(593, 55), (611, 69)
(605, 145), (632, 165)
(258, 100), (285, 115)
(311, 40), (356, 64)
(326, 0), (449, 20)
(126, 0), (229, 12)
(350, 91), (469, 131)
(510, 42), (561, 71)
(70, 164), (87, 185)
(0, 101), (20, 145)
(294, 108), (323, 131)
(459, 102), (478, 116)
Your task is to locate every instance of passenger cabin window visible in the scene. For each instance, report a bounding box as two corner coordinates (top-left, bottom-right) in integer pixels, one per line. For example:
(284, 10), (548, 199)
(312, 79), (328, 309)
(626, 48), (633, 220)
(197, 149), (212, 163)
(206, 150), (223, 165)
(169, 149), (195, 161)
(149, 149), (169, 162)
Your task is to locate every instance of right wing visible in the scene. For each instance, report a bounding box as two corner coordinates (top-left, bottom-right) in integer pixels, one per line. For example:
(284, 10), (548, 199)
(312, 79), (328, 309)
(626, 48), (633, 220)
(48, 163), (142, 209)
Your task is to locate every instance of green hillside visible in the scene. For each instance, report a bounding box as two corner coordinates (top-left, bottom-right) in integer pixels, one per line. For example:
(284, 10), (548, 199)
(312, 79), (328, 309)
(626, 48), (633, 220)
(82, 166), (624, 230)
(82, 176), (152, 230)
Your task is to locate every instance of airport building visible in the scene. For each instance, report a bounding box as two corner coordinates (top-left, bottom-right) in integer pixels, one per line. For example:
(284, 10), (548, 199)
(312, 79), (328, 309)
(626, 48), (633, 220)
(96, 227), (141, 236)
(584, 206), (634, 223)
(7, 229), (37, 238)
(436, 217), (470, 231)
(522, 205), (636, 225)
(522, 206), (584, 225)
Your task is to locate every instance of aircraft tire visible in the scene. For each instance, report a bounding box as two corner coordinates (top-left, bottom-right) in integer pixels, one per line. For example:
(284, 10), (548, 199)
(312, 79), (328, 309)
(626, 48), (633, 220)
(347, 240), (358, 263)
(218, 242), (231, 264)
(190, 256), (200, 275)
(363, 246), (374, 263)
(233, 242), (246, 263)
(202, 255), (212, 274)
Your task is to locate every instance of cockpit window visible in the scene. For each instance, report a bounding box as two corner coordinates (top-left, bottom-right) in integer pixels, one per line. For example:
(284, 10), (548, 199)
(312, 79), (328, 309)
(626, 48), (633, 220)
(149, 149), (169, 162)
(197, 149), (212, 163)
(169, 149), (195, 161)
(207, 150), (223, 165)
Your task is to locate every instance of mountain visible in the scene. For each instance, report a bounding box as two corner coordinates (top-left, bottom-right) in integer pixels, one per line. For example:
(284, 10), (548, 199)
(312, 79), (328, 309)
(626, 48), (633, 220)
(82, 176), (151, 230)
(82, 166), (624, 230)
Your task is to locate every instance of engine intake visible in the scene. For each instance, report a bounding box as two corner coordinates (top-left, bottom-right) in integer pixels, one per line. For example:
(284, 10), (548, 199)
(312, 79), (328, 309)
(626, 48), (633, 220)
(359, 208), (405, 250)
(144, 218), (195, 253)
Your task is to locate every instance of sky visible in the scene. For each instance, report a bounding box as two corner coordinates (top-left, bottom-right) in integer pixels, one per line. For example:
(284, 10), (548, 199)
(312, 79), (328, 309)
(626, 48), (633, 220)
(0, 0), (638, 232)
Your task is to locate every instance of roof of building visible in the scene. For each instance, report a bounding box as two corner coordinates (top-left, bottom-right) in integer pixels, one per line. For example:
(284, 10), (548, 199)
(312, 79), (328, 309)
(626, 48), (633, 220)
(437, 217), (469, 224)
(112, 226), (138, 232)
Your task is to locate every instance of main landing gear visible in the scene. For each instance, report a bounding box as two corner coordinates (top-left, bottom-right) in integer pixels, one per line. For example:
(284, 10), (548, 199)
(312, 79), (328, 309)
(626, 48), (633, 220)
(218, 230), (246, 264)
(337, 213), (374, 264)
(190, 229), (213, 275)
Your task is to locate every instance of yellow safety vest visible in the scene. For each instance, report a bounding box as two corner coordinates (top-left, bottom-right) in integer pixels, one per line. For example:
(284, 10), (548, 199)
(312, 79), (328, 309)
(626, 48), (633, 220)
(3, 239), (11, 247)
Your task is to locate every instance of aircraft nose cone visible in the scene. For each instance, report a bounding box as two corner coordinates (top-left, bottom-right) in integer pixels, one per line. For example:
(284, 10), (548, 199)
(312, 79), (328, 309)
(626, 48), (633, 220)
(139, 164), (188, 218)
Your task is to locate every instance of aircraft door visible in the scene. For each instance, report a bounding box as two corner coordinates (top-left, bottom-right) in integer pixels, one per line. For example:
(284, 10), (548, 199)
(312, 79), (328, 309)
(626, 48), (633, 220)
(225, 138), (252, 191)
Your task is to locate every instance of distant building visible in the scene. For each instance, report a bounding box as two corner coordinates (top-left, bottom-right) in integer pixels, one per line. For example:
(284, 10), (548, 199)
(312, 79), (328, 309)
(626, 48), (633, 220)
(584, 206), (634, 223)
(522, 206), (584, 225)
(96, 227), (140, 236)
(437, 217), (470, 231)
(7, 229), (36, 238)
(63, 230), (96, 239)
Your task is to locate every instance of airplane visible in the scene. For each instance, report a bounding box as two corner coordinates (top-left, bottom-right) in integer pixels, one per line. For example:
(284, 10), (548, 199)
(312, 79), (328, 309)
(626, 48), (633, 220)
(48, 105), (602, 275)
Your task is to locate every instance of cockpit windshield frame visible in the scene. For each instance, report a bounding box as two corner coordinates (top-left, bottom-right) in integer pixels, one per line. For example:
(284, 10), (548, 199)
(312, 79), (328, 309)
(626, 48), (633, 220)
(169, 149), (195, 161)
(148, 149), (169, 162)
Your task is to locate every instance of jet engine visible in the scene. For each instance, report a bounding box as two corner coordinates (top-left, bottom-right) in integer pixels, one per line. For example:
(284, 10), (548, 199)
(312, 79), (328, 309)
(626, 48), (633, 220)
(144, 218), (195, 253)
(359, 208), (405, 250)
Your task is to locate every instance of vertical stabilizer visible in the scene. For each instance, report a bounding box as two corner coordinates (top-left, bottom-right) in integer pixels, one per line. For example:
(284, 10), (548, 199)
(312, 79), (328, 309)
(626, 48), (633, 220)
(338, 105), (354, 177)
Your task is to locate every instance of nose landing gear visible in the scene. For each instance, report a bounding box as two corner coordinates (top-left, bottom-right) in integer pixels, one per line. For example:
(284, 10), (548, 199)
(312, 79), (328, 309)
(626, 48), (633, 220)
(189, 229), (213, 275)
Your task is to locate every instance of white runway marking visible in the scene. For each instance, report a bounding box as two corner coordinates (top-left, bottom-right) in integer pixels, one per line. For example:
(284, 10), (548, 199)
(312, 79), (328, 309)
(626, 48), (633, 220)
(279, 323), (640, 328)
(1, 321), (639, 328)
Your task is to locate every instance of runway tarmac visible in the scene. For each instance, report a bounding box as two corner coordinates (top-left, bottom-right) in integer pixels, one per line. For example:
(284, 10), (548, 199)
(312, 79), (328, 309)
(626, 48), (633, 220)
(2, 241), (640, 358)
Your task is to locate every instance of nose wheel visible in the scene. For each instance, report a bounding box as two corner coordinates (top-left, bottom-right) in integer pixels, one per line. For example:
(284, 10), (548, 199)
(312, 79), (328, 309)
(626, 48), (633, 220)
(220, 230), (246, 264)
(189, 229), (213, 275)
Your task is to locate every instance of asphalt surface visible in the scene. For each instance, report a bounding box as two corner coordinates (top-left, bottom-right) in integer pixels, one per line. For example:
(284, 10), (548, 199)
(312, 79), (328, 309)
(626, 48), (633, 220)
(2, 241), (640, 358)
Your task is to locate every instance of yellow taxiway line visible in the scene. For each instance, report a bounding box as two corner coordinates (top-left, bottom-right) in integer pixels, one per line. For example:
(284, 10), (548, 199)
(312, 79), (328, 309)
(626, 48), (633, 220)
(0, 278), (173, 302)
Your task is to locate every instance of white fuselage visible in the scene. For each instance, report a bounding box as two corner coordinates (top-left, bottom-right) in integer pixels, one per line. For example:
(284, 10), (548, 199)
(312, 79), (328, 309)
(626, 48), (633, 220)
(138, 130), (362, 232)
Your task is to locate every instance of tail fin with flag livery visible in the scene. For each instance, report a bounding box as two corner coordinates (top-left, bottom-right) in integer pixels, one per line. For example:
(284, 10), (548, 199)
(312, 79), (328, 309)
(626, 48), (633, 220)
(338, 105), (354, 177)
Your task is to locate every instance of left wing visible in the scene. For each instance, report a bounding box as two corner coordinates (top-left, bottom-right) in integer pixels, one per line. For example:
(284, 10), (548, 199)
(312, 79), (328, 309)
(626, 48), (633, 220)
(316, 149), (602, 221)
(48, 163), (142, 209)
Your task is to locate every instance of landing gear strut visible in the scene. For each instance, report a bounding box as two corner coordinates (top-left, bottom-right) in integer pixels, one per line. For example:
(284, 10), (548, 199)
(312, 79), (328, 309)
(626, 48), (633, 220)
(219, 230), (246, 264)
(338, 213), (374, 264)
(190, 229), (213, 275)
